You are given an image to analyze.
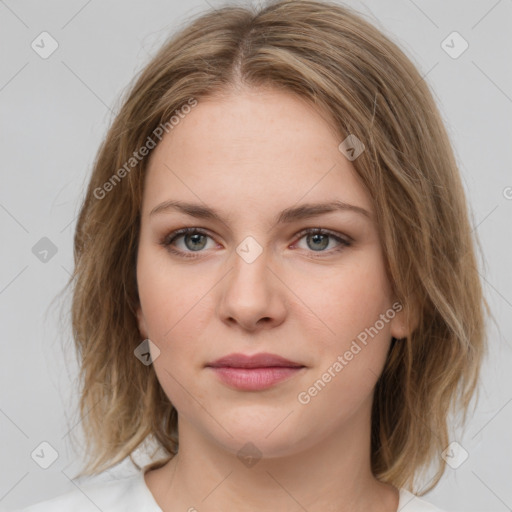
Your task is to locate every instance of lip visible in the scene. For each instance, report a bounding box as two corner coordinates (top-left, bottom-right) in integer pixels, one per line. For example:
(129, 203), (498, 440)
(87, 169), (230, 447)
(207, 352), (303, 369)
(206, 352), (305, 391)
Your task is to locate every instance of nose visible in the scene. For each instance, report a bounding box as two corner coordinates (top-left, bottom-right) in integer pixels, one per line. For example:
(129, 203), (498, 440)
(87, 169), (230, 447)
(216, 241), (287, 332)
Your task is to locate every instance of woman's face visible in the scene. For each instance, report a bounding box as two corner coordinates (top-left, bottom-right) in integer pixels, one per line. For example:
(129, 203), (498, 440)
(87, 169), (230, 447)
(136, 87), (408, 458)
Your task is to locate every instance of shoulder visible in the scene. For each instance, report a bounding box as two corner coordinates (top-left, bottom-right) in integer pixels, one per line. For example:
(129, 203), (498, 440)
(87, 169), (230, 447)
(12, 473), (159, 512)
(399, 488), (449, 512)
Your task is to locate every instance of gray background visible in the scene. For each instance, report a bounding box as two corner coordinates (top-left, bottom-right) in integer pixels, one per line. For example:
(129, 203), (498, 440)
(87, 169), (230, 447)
(0, 0), (511, 510)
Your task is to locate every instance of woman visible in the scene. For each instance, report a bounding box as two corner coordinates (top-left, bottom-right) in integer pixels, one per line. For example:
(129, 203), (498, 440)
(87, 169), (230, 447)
(16, 0), (487, 510)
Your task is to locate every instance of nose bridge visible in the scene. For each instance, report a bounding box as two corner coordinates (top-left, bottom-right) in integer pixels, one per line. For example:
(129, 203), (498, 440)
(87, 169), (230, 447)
(229, 234), (272, 302)
(217, 234), (286, 330)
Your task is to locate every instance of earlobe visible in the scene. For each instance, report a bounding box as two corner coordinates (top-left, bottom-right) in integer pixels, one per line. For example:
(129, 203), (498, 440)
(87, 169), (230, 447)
(136, 305), (149, 339)
(390, 302), (418, 340)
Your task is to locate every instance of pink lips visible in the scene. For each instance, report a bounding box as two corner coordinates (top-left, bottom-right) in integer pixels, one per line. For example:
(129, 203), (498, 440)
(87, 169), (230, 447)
(206, 353), (305, 391)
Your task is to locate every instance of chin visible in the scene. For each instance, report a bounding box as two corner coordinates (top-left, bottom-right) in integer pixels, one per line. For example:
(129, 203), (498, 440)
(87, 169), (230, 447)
(203, 411), (314, 460)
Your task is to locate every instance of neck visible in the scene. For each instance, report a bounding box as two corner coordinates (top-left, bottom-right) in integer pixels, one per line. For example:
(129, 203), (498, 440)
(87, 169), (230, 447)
(145, 399), (399, 512)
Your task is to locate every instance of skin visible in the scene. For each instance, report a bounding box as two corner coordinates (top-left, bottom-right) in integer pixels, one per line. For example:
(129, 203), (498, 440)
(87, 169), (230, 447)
(136, 87), (411, 512)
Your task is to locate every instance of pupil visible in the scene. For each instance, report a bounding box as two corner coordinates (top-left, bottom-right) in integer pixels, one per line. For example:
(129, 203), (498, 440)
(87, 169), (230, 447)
(308, 233), (328, 251)
(186, 233), (206, 251)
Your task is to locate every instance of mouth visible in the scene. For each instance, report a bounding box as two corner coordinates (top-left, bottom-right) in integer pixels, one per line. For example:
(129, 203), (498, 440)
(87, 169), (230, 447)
(205, 352), (306, 391)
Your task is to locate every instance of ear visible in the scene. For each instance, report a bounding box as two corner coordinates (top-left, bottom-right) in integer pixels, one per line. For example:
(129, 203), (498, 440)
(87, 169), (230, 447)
(389, 300), (419, 340)
(136, 304), (149, 339)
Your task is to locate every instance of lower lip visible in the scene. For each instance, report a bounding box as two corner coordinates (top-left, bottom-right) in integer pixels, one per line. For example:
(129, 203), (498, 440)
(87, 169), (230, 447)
(208, 366), (304, 391)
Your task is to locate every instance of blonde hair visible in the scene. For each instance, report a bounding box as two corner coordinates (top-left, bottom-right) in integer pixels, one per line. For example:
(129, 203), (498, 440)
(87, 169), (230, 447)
(65, 0), (488, 494)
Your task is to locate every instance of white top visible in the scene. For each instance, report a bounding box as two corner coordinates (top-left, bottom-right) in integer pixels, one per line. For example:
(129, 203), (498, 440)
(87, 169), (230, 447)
(13, 470), (448, 511)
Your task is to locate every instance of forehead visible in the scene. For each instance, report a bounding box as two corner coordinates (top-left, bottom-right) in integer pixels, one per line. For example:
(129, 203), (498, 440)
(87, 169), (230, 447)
(142, 88), (372, 218)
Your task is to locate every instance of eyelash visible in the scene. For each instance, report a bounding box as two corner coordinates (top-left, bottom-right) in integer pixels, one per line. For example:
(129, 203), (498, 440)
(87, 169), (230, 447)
(159, 227), (351, 259)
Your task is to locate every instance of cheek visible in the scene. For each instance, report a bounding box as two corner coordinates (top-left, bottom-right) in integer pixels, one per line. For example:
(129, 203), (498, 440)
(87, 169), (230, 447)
(296, 296), (394, 423)
(295, 256), (394, 415)
(137, 246), (211, 341)
(136, 251), (213, 407)
(294, 251), (393, 347)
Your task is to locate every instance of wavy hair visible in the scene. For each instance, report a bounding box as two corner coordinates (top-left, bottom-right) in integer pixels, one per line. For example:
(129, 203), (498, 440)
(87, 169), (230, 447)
(65, 0), (488, 494)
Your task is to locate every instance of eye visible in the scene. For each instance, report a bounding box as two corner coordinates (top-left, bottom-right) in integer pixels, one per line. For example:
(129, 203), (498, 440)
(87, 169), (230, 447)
(160, 227), (351, 259)
(292, 228), (351, 256)
(160, 228), (217, 258)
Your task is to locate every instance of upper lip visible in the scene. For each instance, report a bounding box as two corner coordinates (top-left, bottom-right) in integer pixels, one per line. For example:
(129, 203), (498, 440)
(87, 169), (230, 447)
(206, 352), (304, 369)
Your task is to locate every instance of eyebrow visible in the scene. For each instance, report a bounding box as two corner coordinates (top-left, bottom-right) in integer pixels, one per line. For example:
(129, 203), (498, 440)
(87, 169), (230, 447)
(149, 199), (371, 225)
